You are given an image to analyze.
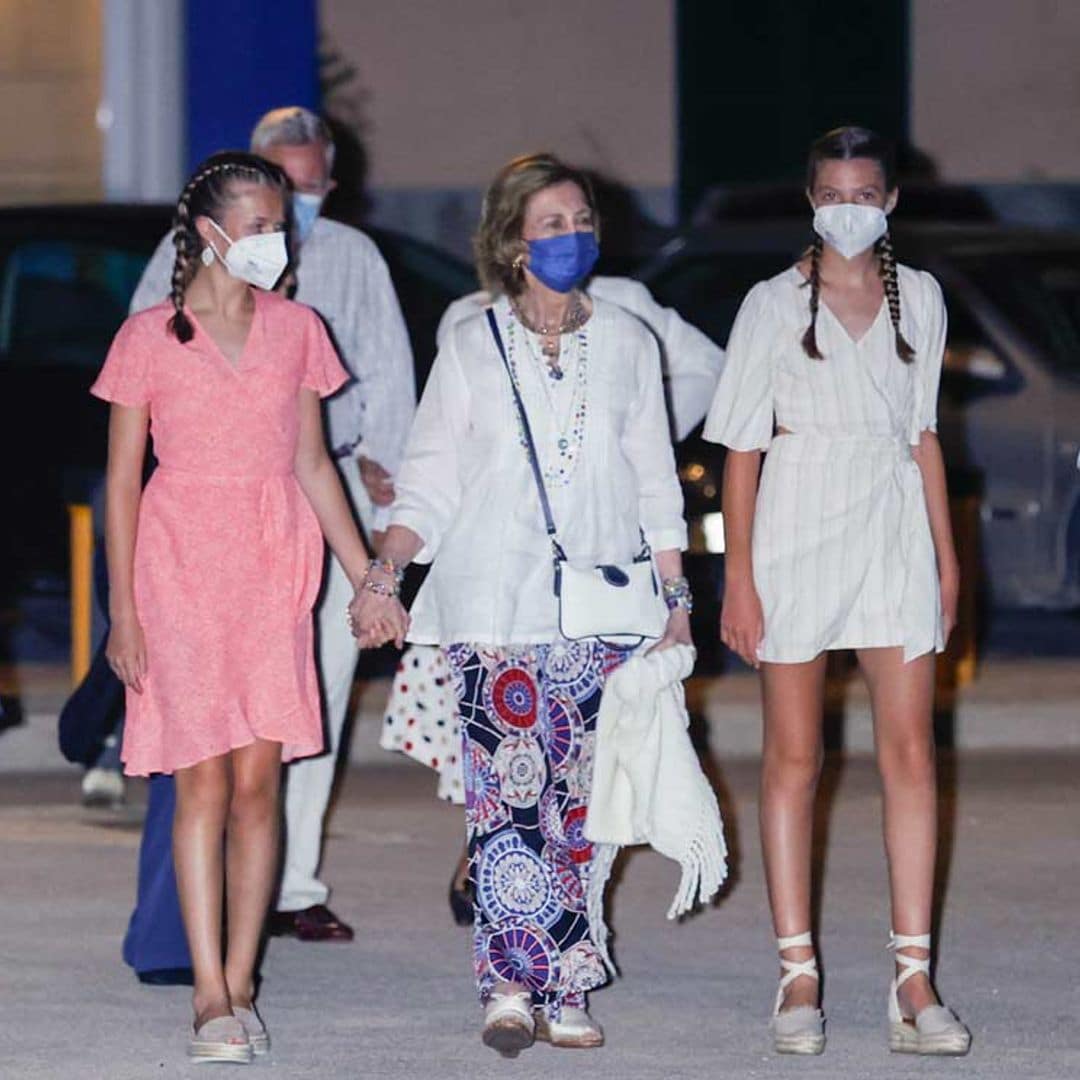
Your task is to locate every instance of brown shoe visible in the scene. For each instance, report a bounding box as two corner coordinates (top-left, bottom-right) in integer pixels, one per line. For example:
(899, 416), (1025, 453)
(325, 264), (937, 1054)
(266, 904), (354, 942)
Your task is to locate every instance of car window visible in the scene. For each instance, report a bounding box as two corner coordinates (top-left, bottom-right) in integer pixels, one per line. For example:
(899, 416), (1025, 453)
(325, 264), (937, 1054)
(954, 252), (1080, 382)
(0, 241), (148, 368)
(643, 252), (792, 345)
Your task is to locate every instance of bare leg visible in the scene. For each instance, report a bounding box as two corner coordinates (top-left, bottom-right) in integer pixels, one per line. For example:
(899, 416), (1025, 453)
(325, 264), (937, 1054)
(223, 738), (283, 1009)
(173, 754), (233, 1028)
(858, 647), (939, 1016)
(759, 655), (828, 1011)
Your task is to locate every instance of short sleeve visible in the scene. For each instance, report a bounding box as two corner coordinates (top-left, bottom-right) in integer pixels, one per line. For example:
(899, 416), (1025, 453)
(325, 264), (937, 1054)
(702, 281), (778, 450)
(91, 317), (152, 407)
(911, 271), (947, 443)
(302, 307), (350, 398)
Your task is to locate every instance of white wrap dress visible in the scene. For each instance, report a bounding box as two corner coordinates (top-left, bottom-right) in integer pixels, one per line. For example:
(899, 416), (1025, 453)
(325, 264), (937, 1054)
(703, 264), (947, 663)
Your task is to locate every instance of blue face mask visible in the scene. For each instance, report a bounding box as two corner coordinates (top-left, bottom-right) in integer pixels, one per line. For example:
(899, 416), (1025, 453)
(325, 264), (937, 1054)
(525, 230), (599, 293)
(291, 192), (324, 246)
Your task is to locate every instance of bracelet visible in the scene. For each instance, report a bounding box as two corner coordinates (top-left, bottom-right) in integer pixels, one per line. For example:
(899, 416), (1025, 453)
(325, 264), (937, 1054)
(368, 557), (405, 584)
(661, 575), (690, 598)
(362, 578), (400, 598)
(665, 592), (694, 614)
(661, 575), (693, 614)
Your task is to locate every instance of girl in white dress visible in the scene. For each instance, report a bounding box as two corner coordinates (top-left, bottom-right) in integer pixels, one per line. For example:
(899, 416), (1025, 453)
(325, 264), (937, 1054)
(704, 127), (970, 1057)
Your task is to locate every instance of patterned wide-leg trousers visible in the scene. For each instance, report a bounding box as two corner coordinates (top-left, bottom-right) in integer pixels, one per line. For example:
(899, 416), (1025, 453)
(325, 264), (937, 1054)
(446, 639), (631, 1019)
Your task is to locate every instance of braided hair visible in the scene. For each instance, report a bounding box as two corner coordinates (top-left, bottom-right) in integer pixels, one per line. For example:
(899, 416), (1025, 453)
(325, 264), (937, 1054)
(801, 126), (915, 364)
(876, 232), (915, 362)
(800, 234), (825, 360)
(168, 151), (288, 342)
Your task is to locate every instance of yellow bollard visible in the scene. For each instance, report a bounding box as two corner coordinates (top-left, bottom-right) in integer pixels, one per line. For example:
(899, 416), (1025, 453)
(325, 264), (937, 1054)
(68, 504), (94, 688)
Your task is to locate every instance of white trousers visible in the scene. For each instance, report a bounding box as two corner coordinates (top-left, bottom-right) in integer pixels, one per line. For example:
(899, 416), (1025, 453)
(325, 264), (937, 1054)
(276, 455), (371, 912)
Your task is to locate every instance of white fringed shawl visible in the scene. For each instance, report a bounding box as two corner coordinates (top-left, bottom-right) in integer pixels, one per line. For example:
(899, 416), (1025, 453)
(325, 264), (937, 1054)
(585, 644), (727, 968)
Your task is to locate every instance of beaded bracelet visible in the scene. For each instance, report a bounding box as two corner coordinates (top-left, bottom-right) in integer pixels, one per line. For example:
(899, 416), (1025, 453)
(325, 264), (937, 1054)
(665, 592), (694, 614)
(661, 575), (691, 598)
(363, 578), (400, 598)
(661, 575), (693, 614)
(368, 557), (406, 584)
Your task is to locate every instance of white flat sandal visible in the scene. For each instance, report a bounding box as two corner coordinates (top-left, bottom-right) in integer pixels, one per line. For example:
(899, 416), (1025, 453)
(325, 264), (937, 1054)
(482, 988), (535, 1058)
(534, 1006), (604, 1049)
(188, 1014), (253, 1064)
(231, 1004), (269, 1056)
(771, 932), (826, 1055)
(888, 931), (971, 1056)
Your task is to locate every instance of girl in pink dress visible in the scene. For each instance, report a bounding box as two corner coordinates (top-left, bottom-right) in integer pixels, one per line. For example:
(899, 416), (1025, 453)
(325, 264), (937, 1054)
(94, 151), (405, 1062)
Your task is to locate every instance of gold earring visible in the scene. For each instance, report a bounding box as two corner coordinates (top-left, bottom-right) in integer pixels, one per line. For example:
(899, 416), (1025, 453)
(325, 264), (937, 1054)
(512, 254), (525, 273)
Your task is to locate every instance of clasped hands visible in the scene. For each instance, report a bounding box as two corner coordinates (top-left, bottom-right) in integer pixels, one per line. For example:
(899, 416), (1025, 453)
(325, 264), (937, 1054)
(348, 566), (410, 650)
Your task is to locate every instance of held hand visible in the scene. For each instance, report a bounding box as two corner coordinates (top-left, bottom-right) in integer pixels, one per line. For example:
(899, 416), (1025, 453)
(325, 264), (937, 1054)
(105, 612), (148, 694)
(646, 606), (694, 655)
(940, 568), (959, 645)
(348, 588), (410, 650)
(358, 456), (395, 508)
(720, 576), (764, 669)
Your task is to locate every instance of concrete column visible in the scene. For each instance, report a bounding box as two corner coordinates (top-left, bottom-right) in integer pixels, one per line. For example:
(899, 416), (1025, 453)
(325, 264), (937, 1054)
(100, 0), (184, 202)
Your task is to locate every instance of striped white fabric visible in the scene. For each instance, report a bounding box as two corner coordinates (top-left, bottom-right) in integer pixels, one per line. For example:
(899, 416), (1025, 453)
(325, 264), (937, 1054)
(704, 264), (947, 663)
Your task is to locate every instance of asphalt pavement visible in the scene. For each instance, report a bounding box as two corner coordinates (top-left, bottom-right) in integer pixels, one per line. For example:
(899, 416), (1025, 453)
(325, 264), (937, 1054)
(0, 751), (1076, 1079)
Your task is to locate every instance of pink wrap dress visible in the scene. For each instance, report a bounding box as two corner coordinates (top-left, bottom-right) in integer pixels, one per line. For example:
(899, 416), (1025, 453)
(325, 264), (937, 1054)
(91, 290), (349, 776)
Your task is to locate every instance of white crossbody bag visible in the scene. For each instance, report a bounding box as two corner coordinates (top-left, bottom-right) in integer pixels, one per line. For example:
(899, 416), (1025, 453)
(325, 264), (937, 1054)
(487, 308), (666, 645)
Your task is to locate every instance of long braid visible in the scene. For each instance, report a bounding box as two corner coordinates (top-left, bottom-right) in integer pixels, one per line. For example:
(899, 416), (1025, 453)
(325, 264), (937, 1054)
(168, 186), (200, 343)
(877, 233), (915, 363)
(165, 155), (287, 342)
(800, 235), (824, 359)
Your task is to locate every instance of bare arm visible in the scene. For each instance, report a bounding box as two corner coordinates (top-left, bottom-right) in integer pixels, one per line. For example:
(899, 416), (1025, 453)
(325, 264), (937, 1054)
(103, 403), (149, 692)
(719, 449), (764, 668)
(913, 430), (959, 642)
(375, 524), (425, 568)
(293, 388), (371, 587)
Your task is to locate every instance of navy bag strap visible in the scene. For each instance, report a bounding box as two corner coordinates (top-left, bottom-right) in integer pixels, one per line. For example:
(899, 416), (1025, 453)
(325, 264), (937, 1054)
(486, 307), (567, 561)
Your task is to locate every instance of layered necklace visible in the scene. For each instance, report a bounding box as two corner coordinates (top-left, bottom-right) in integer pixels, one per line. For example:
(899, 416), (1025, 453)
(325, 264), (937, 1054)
(509, 291), (589, 380)
(506, 304), (589, 487)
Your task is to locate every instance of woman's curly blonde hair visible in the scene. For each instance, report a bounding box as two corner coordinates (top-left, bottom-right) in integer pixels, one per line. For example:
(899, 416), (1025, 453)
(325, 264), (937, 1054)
(473, 153), (600, 298)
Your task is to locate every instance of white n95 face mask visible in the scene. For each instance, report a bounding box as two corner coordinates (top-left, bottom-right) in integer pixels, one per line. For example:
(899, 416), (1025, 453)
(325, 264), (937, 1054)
(205, 219), (288, 290)
(812, 203), (888, 260)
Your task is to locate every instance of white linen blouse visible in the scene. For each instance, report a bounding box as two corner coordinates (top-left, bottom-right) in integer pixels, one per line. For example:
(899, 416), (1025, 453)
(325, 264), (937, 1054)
(437, 277), (726, 442)
(390, 294), (687, 646)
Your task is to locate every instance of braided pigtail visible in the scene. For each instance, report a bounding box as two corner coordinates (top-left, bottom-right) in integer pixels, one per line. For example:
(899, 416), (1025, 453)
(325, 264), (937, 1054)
(800, 234), (824, 359)
(164, 151), (289, 343)
(167, 183), (200, 343)
(877, 233), (915, 363)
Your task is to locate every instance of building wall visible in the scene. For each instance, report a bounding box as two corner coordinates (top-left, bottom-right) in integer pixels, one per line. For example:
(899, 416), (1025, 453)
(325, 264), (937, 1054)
(319, 0), (676, 253)
(911, 0), (1080, 180)
(0, 0), (103, 204)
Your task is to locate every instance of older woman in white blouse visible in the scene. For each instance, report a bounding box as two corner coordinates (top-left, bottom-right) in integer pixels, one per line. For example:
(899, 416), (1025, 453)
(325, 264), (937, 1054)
(353, 153), (690, 1055)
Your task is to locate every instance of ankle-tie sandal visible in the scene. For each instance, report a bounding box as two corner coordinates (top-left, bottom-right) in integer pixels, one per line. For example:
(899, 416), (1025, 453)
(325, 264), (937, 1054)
(771, 932), (826, 1055)
(888, 931), (971, 1055)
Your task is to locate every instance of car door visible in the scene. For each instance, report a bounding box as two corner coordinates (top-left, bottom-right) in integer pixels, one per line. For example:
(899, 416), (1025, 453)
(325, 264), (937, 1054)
(933, 267), (1057, 607)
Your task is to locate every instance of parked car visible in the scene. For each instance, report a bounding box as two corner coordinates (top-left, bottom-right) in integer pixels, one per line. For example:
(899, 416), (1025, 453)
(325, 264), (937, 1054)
(638, 221), (1080, 611)
(0, 204), (476, 602)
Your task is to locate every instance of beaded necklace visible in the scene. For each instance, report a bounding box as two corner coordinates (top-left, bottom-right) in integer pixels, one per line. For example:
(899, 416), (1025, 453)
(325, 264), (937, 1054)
(505, 310), (589, 487)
